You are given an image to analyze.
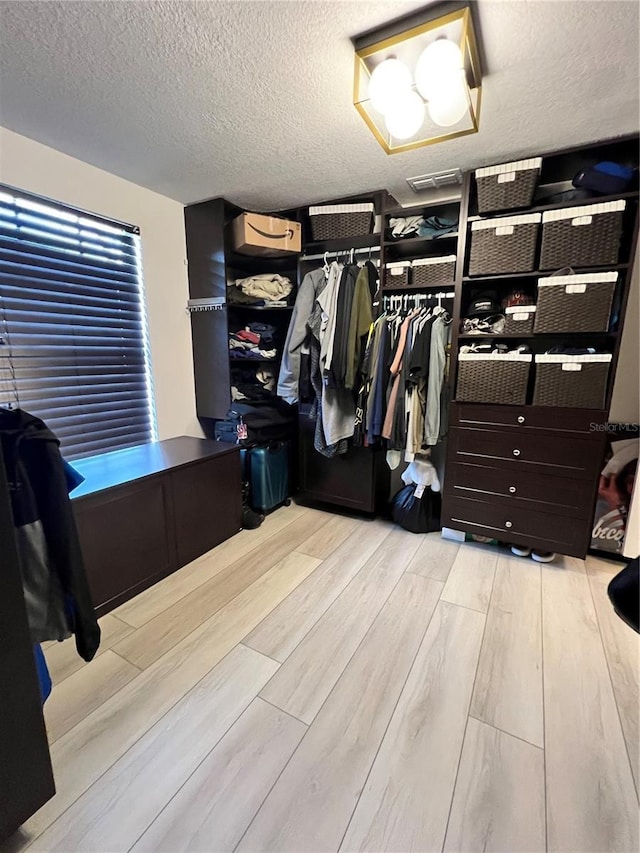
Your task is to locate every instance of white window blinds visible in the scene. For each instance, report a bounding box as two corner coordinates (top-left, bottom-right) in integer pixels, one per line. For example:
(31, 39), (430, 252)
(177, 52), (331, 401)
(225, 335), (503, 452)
(0, 186), (156, 460)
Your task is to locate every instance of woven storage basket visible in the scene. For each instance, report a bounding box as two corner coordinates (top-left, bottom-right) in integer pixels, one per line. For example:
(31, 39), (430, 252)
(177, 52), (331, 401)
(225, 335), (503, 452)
(504, 305), (537, 335)
(539, 200), (625, 269)
(456, 353), (532, 405)
(385, 261), (411, 289)
(533, 354), (612, 408)
(475, 158), (542, 214)
(534, 272), (617, 333)
(309, 203), (375, 241)
(411, 255), (456, 286)
(469, 214), (541, 276)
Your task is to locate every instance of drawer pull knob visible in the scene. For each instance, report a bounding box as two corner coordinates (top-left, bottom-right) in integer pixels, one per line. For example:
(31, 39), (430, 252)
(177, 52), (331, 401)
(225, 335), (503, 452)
(505, 521), (513, 528)
(517, 415), (526, 424)
(509, 486), (517, 494)
(513, 449), (521, 457)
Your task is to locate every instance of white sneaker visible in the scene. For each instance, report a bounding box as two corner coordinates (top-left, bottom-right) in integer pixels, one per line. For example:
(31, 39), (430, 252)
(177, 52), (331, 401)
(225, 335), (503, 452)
(511, 545), (531, 557)
(531, 550), (556, 563)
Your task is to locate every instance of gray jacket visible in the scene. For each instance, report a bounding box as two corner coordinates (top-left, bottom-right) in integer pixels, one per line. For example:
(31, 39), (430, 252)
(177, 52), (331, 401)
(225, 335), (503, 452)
(277, 268), (326, 404)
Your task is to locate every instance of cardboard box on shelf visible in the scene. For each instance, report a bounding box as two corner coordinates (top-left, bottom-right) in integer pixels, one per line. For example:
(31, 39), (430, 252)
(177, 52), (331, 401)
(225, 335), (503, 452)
(231, 212), (301, 256)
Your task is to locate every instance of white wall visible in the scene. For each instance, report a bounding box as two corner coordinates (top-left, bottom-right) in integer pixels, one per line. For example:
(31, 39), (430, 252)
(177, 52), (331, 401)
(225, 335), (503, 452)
(0, 127), (201, 441)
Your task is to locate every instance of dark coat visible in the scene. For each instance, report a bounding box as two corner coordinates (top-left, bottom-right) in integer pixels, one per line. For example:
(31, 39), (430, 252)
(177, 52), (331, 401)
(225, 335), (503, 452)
(0, 409), (100, 661)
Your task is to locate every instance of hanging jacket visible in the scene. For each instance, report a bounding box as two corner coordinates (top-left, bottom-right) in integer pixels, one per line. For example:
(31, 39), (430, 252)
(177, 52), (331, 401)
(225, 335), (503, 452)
(277, 268), (326, 404)
(0, 409), (100, 661)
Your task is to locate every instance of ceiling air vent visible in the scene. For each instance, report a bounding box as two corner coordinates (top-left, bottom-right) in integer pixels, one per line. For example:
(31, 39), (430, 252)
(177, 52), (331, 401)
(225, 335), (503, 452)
(407, 169), (463, 193)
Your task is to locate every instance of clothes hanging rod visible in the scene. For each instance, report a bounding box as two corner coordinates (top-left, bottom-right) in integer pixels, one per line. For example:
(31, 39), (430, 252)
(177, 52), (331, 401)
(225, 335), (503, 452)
(301, 247), (381, 262)
(383, 290), (455, 299)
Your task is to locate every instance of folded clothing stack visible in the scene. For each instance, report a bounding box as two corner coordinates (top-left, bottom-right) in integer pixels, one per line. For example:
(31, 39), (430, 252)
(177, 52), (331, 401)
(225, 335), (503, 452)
(227, 273), (293, 306)
(232, 367), (277, 402)
(386, 215), (457, 241)
(229, 322), (278, 360)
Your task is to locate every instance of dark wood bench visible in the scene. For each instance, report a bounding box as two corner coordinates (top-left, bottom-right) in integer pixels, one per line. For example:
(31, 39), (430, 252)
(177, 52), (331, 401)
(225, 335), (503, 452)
(72, 436), (242, 617)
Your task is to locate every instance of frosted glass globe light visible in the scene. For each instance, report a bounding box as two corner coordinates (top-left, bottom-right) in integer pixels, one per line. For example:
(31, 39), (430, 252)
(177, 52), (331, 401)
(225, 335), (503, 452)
(415, 38), (463, 100)
(368, 58), (412, 114)
(427, 76), (469, 127)
(384, 90), (426, 140)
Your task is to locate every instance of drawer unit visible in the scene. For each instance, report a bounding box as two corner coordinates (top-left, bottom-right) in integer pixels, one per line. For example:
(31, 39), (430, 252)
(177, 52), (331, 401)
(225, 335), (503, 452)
(450, 402), (606, 436)
(447, 462), (593, 519)
(442, 495), (589, 557)
(448, 426), (598, 480)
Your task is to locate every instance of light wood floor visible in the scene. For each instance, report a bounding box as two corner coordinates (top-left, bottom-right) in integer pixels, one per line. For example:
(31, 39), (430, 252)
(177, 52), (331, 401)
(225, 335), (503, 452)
(6, 503), (639, 853)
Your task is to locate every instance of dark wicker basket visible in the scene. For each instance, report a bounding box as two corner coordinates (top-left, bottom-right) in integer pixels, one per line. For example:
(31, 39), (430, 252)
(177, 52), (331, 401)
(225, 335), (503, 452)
(539, 201), (625, 270)
(535, 272), (617, 333)
(468, 214), (541, 276)
(456, 354), (532, 405)
(504, 305), (537, 335)
(309, 203), (375, 241)
(533, 355), (612, 408)
(384, 262), (411, 288)
(412, 256), (456, 286)
(476, 158), (542, 214)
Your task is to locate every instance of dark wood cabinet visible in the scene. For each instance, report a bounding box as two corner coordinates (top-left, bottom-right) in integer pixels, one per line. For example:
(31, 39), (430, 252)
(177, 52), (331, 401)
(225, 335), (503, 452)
(171, 451), (240, 567)
(74, 476), (177, 614)
(72, 437), (241, 617)
(298, 410), (390, 513)
(442, 403), (607, 557)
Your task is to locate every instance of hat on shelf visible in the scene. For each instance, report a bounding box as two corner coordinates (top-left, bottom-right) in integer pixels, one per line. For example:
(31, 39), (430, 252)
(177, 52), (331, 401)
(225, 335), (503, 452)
(467, 291), (500, 317)
(502, 288), (534, 309)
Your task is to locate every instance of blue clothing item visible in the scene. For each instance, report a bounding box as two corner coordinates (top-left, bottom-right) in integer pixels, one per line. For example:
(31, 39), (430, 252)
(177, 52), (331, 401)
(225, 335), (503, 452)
(417, 216), (458, 239)
(34, 644), (52, 705)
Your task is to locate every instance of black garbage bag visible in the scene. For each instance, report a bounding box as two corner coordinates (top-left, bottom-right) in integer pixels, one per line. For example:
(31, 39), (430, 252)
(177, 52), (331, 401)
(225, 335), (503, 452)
(391, 484), (441, 534)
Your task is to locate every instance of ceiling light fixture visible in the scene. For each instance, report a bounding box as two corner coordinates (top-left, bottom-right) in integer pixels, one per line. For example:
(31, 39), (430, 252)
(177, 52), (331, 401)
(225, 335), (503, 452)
(353, 4), (483, 154)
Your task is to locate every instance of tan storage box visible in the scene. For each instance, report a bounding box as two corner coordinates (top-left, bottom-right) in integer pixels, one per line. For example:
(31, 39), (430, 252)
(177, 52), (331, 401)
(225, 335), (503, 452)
(232, 212), (301, 257)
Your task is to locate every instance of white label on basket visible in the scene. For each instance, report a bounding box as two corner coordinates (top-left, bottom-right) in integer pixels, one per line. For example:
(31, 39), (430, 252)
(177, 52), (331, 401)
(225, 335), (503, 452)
(513, 313), (528, 321)
(562, 363), (582, 371)
(565, 284), (587, 294)
(496, 225), (514, 236)
(391, 268), (403, 276)
(571, 215), (592, 226)
(497, 172), (516, 183)
(414, 484), (426, 499)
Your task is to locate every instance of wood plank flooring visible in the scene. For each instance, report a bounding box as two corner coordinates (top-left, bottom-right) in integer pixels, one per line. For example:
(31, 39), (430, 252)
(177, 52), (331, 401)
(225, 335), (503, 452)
(8, 503), (638, 853)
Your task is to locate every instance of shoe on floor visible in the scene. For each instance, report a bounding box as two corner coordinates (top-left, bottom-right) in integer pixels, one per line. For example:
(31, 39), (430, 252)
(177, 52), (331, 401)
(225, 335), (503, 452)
(531, 550), (556, 563)
(511, 545), (531, 557)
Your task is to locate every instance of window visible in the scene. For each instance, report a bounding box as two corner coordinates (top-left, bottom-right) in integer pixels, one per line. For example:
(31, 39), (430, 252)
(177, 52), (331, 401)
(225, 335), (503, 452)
(0, 186), (156, 460)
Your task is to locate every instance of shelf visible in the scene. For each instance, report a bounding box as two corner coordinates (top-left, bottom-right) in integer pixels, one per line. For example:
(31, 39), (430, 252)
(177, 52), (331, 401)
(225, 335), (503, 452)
(228, 304), (293, 311)
(382, 282), (455, 292)
(463, 264), (630, 283)
(385, 201), (462, 217)
(229, 356), (279, 363)
(384, 234), (458, 255)
(457, 331), (617, 340)
(302, 233), (381, 256)
(225, 251), (299, 273)
(468, 189), (639, 221)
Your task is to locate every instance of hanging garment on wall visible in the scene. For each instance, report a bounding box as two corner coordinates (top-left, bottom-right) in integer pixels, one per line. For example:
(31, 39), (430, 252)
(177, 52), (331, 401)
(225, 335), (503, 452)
(359, 304), (451, 466)
(278, 268), (326, 404)
(279, 260), (375, 457)
(0, 409), (101, 662)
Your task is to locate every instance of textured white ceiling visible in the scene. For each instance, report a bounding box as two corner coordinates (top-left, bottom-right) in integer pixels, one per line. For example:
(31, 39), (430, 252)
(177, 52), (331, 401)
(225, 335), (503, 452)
(0, 0), (638, 210)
